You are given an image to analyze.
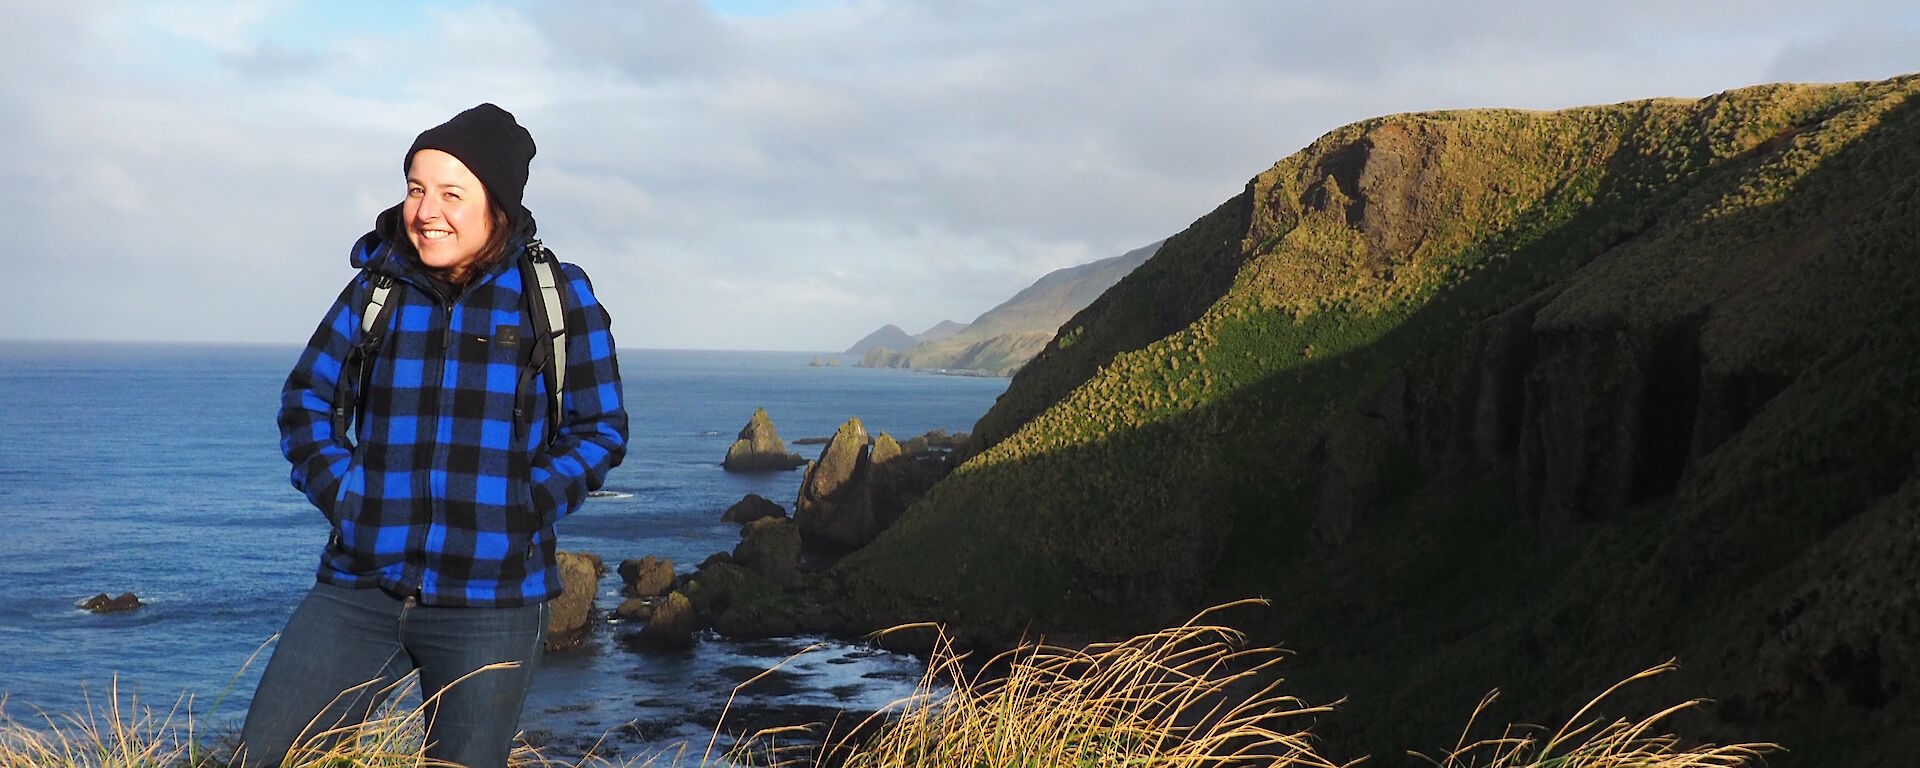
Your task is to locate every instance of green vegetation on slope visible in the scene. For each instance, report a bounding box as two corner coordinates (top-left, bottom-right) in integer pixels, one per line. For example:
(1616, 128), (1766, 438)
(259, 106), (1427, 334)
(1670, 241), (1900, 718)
(829, 76), (1920, 765)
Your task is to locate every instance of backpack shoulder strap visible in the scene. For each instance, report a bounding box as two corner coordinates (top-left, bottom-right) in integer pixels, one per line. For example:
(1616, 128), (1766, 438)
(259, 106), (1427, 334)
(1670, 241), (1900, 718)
(330, 271), (400, 442)
(361, 273), (398, 336)
(519, 240), (569, 442)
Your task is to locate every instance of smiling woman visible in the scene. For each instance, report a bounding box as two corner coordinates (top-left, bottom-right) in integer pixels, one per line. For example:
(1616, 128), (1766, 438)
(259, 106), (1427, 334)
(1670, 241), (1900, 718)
(237, 103), (630, 768)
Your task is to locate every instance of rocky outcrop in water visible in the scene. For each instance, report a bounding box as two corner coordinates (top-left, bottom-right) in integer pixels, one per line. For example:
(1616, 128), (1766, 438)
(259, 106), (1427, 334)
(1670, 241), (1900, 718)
(619, 556), (675, 598)
(733, 517), (804, 590)
(722, 493), (787, 524)
(722, 408), (806, 471)
(546, 551), (602, 652)
(628, 591), (697, 652)
(78, 593), (142, 613)
(794, 418), (877, 553)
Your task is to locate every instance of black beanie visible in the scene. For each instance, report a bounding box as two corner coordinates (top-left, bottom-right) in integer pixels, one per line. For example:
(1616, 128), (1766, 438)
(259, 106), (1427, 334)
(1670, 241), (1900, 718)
(404, 103), (536, 228)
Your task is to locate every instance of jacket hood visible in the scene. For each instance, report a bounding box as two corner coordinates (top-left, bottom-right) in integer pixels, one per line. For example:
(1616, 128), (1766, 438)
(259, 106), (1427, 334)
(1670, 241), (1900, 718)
(351, 202), (540, 273)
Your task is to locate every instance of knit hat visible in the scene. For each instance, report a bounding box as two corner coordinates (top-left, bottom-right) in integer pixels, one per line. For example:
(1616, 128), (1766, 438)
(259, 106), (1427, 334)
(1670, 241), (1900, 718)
(404, 103), (536, 228)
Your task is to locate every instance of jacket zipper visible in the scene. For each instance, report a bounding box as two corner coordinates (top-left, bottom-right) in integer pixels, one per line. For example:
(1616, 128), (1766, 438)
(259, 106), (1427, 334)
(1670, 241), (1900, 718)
(421, 297), (452, 596)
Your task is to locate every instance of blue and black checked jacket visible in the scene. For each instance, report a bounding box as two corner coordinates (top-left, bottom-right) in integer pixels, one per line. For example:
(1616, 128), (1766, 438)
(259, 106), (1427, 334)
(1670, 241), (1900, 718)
(279, 227), (628, 607)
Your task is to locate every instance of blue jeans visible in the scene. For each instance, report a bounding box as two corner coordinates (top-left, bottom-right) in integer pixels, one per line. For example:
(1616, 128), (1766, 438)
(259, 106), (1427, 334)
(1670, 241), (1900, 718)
(238, 582), (548, 768)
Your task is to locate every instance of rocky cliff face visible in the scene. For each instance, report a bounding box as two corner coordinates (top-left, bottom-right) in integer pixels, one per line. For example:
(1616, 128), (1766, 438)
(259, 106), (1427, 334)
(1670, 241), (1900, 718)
(829, 76), (1920, 765)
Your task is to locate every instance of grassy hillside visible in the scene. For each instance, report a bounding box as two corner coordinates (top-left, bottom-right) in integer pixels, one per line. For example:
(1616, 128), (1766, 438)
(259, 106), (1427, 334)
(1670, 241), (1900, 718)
(827, 76), (1920, 764)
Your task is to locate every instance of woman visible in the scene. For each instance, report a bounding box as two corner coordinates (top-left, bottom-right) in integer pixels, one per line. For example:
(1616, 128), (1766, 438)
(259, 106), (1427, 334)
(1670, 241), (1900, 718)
(241, 104), (628, 768)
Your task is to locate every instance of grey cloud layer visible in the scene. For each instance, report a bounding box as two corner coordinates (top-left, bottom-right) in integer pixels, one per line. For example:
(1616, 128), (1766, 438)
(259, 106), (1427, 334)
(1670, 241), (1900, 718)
(2, 1), (1916, 349)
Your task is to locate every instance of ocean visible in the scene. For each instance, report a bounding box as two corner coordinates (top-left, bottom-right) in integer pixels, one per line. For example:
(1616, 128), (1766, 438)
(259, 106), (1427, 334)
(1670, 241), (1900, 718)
(0, 340), (1008, 758)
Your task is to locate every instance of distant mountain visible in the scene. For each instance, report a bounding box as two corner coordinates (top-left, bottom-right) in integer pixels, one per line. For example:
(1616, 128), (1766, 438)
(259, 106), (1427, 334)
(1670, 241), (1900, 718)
(843, 324), (916, 356)
(857, 240), (1163, 375)
(914, 320), (967, 343)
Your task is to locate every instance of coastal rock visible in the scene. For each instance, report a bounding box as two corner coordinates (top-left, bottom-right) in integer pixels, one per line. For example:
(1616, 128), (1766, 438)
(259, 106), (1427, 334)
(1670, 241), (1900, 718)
(868, 432), (940, 531)
(898, 429), (967, 461)
(618, 556), (675, 598)
(614, 597), (656, 622)
(78, 592), (142, 613)
(546, 551), (601, 652)
(685, 562), (801, 640)
(722, 408), (807, 471)
(721, 493), (787, 524)
(630, 591), (697, 652)
(794, 417), (877, 554)
(733, 517), (805, 590)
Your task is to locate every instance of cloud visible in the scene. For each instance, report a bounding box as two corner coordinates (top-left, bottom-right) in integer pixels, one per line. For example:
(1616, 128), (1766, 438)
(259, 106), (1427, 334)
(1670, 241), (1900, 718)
(1766, 20), (1920, 83)
(216, 40), (325, 78)
(2, 1), (1918, 350)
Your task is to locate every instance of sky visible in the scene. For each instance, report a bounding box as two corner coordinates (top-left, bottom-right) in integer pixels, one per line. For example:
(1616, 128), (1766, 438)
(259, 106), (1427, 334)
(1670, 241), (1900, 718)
(3, 1), (1917, 351)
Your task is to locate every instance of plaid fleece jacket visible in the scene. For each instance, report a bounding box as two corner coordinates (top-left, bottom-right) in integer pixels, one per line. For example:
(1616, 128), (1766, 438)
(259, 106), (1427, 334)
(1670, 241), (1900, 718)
(279, 229), (628, 607)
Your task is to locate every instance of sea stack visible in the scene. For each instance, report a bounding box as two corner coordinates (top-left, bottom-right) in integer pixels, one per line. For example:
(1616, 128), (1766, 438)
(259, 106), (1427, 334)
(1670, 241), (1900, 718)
(722, 407), (807, 471)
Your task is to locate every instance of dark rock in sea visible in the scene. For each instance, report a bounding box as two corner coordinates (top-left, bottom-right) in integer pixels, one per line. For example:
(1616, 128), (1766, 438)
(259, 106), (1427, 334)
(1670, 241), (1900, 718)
(546, 551), (601, 652)
(723, 408), (807, 471)
(722, 493), (787, 524)
(792, 436), (831, 445)
(733, 517), (805, 590)
(78, 592), (142, 613)
(685, 563), (803, 640)
(630, 591), (698, 652)
(618, 555), (675, 598)
(613, 596), (655, 622)
(699, 551), (734, 570)
(794, 417), (878, 554)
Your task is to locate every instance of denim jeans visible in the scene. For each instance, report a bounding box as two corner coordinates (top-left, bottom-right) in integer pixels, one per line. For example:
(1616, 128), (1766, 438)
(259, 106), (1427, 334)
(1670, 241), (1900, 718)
(238, 582), (548, 768)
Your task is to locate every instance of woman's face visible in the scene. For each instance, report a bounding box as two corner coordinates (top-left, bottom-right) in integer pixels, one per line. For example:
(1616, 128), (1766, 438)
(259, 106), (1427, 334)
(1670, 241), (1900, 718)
(404, 149), (494, 271)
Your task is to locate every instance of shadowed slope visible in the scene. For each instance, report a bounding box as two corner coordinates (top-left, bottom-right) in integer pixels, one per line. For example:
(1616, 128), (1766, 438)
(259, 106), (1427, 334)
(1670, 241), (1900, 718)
(826, 76), (1920, 765)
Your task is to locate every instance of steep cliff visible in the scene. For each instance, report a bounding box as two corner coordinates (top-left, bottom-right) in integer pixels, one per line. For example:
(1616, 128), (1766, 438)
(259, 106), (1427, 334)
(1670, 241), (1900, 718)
(829, 77), (1920, 764)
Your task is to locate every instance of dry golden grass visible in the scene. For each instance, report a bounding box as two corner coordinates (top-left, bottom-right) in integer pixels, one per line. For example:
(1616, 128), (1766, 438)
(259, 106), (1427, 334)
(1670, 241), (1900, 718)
(0, 684), (196, 768)
(732, 600), (1346, 768)
(1413, 661), (1776, 768)
(0, 611), (1776, 768)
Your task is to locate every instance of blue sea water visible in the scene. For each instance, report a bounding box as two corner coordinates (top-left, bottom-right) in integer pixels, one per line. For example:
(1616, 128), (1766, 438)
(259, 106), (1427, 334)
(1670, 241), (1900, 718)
(0, 340), (1006, 756)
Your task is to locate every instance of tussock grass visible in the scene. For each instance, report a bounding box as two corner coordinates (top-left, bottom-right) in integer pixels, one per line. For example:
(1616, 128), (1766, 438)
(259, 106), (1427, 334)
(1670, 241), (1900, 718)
(0, 611), (1774, 768)
(0, 684), (196, 768)
(734, 600), (1343, 768)
(1415, 661), (1776, 768)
